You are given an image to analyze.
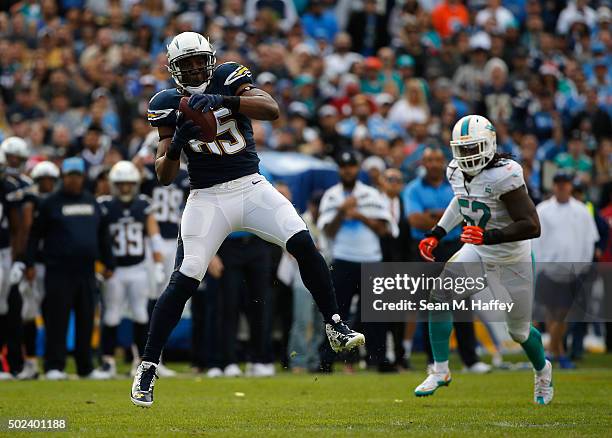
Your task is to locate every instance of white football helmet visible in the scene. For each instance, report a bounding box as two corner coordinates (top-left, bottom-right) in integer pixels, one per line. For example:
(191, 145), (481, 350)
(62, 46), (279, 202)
(109, 161), (141, 202)
(167, 32), (216, 95)
(31, 161), (60, 180)
(450, 115), (497, 176)
(1, 136), (29, 159)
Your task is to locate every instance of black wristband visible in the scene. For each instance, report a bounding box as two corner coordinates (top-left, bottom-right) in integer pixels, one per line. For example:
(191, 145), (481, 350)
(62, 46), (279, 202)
(165, 144), (181, 161)
(426, 225), (447, 240)
(483, 229), (504, 245)
(223, 96), (240, 113)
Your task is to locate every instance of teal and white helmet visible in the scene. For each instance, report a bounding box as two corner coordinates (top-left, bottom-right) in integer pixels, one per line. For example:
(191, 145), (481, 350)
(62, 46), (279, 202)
(450, 115), (497, 176)
(167, 32), (216, 95)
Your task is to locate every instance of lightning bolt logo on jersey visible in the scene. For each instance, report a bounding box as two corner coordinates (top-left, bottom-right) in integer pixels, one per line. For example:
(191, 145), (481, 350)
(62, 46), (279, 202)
(99, 195), (153, 267)
(147, 62), (258, 189)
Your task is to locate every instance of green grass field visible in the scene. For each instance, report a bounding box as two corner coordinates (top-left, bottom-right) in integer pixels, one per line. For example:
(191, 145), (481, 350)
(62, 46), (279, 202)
(2, 355), (612, 437)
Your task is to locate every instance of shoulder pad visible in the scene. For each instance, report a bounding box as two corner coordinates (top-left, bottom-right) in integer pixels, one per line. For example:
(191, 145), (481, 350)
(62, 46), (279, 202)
(147, 88), (181, 127)
(97, 195), (113, 204)
(215, 62), (253, 86)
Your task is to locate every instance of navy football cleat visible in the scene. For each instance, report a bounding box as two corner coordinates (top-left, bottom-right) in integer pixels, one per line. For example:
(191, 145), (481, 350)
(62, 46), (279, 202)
(131, 361), (158, 408)
(325, 315), (365, 353)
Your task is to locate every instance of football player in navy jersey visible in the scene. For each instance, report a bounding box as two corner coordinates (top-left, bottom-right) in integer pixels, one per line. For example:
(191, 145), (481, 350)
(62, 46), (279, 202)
(16, 161), (60, 380)
(0, 149), (25, 380)
(99, 161), (165, 378)
(132, 32), (364, 407)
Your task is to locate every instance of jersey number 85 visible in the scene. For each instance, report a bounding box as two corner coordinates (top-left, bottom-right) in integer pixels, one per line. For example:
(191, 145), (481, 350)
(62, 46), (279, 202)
(188, 107), (246, 155)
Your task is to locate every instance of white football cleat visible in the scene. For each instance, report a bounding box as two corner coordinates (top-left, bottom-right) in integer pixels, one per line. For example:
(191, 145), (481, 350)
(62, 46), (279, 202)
(206, 367), (223, 378)
(463, 361), (492, 374)
(224, 363), (242, 377)
(534, 360), (553, 405)
(0, 371), (14, 380)
(85, 369), (112, 380)
(156, 362), (177, 377)
(45, 370), (67, 381)
(250, 363), (275, 377)
(16, 359), (39, 380)
(414, 371), (452, 397)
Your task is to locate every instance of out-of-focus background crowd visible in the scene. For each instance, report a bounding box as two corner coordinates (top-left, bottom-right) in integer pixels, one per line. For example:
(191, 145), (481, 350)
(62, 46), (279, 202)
(0, 0), (611, 380)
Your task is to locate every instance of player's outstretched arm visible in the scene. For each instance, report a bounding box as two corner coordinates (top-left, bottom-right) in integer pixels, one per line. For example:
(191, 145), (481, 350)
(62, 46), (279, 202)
(485, 185), (541, 244)
(235, 85), (279, 121)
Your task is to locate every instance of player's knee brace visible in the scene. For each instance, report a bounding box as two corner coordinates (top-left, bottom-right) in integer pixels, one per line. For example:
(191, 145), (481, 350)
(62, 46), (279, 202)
(286, 230), (317, 260)
(178, 255), (206, 281)
(507, 322), (530, 344)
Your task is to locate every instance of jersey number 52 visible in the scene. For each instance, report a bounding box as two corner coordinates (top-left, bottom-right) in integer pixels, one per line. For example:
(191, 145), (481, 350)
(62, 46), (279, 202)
(188, 107), (246, 155)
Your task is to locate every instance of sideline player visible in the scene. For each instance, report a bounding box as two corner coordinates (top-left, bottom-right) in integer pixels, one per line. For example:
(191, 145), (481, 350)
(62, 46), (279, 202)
(414, 115), (553, 405)
(131, 32), (364, 407)
(99, 161), (164, 377)
(17, 161), (60, 380)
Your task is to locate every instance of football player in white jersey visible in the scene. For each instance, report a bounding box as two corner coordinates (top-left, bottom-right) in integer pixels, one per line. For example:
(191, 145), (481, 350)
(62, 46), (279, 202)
(413, 115), (553, 405)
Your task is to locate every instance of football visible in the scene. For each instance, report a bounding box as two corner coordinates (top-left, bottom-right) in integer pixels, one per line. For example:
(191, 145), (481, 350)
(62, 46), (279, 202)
(179, 96), (217, 142)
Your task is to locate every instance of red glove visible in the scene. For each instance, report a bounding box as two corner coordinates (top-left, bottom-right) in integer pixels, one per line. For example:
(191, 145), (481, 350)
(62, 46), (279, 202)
(461, 225), (484, 245)
(418, 236), (439, 262)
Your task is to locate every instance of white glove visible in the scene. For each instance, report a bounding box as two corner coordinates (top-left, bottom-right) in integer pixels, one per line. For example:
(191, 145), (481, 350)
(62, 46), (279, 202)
(9, 262), (25, 286)
(18, 280), (33, 298)
(154, 262), (166, 285)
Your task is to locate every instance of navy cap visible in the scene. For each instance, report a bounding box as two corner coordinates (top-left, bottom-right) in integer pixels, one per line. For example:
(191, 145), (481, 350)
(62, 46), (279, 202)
(336, 150), (360, 167)
(553, 169), (574, 183)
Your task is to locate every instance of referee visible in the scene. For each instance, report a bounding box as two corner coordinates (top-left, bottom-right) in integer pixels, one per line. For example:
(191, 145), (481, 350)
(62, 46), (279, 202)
(24, 157), (115, 380)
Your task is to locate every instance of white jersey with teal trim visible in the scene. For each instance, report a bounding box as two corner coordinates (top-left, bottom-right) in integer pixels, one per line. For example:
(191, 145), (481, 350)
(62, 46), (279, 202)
(446, 158), (531, 262)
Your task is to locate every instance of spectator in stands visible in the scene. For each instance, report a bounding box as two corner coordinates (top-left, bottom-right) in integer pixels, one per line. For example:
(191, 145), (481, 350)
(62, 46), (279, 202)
(346, 0), (390, 56)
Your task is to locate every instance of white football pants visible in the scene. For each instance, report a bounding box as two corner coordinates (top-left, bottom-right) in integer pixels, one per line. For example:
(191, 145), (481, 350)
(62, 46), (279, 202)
(179, 173), (307, 282)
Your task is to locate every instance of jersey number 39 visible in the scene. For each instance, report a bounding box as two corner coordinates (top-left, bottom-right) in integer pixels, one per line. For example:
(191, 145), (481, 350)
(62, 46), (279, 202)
(188, 107), (246, 155)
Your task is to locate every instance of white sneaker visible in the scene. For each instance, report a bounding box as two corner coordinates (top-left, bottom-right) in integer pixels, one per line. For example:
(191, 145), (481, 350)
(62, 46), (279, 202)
(534, 360), (554, 405)
(86, 369), (112, 380)
(414, 371), (451, 397)
(0, 371), (14, 380)
(251, 363), (275, 377)
(224, 363), (242, 377)
(101, 358), (117, 378)
(45, 370), (67, 380)
(17, 359), (39, 380)
(206, 367), (223, 378)
(156, 362), (177, 377)
(463, 361), (492, 374)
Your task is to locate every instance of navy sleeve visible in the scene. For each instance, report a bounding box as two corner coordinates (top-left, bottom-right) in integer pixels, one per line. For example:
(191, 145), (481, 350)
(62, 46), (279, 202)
(25, 196), (50, 267)
(96, 201), (116, 271)
(213, 62), (255, 96)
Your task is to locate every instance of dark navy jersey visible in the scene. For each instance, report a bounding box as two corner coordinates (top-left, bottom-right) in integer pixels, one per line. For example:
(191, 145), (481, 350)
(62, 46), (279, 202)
(0, 176), (24, 249)
(24, 187), (53, 262)
(140, 163), (189, 239)
(99, 194), (152, 267)
(147, 62), (260, 189)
